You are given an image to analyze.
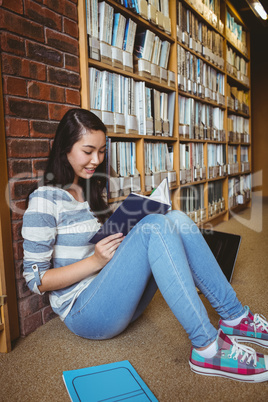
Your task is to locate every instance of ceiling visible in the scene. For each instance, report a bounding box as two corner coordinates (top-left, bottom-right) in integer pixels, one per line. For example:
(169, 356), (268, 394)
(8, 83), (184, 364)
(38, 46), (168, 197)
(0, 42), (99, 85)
(229, 0), (268, 32)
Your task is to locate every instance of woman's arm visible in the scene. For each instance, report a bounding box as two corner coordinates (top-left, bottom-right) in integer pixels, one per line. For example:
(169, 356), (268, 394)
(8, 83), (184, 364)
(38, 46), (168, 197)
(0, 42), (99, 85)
(38, 232), (124, 292)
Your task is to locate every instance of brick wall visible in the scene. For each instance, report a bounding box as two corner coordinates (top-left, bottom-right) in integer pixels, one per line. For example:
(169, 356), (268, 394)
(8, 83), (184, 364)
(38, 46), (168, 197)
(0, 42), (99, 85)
(0, 0), (81, 336)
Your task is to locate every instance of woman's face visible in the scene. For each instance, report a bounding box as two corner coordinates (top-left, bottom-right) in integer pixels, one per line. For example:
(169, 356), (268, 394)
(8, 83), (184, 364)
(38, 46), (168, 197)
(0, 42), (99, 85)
(67, 129), (106, 184)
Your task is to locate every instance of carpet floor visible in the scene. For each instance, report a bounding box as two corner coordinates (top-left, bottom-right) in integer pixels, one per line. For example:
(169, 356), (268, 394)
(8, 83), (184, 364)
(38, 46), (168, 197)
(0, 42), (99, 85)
(0, 198), (267, 401)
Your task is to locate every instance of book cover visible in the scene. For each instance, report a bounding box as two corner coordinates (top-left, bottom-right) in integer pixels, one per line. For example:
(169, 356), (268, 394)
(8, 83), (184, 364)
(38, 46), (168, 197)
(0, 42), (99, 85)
(89, 178), (171, 244)
(63, 360), (158, 402)
(134, 30), (147, 59)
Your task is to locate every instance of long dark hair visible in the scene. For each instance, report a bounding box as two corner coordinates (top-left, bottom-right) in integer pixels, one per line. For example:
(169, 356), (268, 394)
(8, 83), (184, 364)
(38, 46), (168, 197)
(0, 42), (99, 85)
(44, 108), (111, 223)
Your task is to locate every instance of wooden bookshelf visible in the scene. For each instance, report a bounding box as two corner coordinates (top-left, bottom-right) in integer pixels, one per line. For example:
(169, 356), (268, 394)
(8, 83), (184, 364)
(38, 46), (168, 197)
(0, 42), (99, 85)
(78, 0), (251, 226)
(0, 59), (20, 353)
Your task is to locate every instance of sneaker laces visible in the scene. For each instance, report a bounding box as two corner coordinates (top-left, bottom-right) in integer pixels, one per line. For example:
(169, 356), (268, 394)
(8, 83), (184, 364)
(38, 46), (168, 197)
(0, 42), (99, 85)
(250, 313), (268, 334)
(227, 338), (257, 367)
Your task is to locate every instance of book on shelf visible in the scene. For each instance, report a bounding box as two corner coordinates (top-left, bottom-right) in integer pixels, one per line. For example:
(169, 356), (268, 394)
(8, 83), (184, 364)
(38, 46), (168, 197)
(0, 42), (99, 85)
(89, 178), (171, 244)
(123, 18), (137, 54)
(181, 183), (206, 223)
(208, 181), (225, 217)
(144, 142), (176, 190)
(63, 360), (158, 402)
(180, 142), (206, 184)
(107, 139), (141, 198)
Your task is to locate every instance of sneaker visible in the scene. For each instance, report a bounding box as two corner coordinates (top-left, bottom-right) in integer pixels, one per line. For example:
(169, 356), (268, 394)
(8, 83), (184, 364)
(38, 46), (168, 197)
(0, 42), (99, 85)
(219, 306), (268, 348)
(189, 329), (268, 382)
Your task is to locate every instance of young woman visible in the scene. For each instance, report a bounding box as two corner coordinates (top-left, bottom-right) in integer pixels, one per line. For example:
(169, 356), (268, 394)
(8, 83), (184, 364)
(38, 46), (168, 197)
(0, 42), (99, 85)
(22, 108), (268, 383)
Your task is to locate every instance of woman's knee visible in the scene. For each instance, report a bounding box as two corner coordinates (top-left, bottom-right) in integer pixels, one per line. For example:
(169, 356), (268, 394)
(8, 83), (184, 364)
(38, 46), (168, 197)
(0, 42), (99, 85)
(166, 210), (200, 236)
(136, 214), (168, 238)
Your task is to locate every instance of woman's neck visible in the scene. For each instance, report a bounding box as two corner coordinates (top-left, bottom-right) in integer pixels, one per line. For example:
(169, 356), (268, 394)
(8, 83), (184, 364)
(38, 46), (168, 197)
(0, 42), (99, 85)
(67, 184), (85, 203)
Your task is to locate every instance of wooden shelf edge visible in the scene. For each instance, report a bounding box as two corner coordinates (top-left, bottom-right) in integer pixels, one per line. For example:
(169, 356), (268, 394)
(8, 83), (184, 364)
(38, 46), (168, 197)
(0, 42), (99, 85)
(198, 210), (228, 227)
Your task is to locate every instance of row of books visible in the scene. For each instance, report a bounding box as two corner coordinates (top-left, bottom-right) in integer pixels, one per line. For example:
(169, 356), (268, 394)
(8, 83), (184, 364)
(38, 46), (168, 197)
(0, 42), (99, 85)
(177, 1), (224, 70)
(179, 142), (206, 184)
(228, 145), (238, 165)
(135, 81), (175, 136)
(226, 9), (248, 56)
(106, 140), (177, 198)
(207, 144), (227, 178)
(177, 44), (225, 105)
(179, 96), (225, 141)
(107, 139), (141, 198)
(134, 28), (172, 79)
(228, 174), (251, 208)
(241, 146), (250, 172)
(114, 0), (171, 33)
(208, 180), (225, 216)
(89, 67), (175, 135)
(86, 1), (172, 72)
(144, 142), (177, 190)
(227, 115), (250, 143)
(227, 84), (250, 115)
(180, 183), (206, 223)
(226, 46), (249, 86)
(186, 0), (223, 32)
(181, 180), (225, 223)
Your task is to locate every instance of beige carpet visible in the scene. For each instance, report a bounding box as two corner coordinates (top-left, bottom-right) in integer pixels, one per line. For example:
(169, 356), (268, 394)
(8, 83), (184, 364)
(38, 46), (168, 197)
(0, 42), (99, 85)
(1, 198), (268, 401)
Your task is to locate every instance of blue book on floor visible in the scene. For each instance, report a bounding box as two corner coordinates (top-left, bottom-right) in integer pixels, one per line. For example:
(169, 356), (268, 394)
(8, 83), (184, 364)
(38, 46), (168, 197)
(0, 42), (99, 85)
(62, 360), (158, 402)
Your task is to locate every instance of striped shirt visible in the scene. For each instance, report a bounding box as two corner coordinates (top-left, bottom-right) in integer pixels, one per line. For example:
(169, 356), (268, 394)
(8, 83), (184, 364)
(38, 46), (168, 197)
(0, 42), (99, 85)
(22, 186), (102, 320)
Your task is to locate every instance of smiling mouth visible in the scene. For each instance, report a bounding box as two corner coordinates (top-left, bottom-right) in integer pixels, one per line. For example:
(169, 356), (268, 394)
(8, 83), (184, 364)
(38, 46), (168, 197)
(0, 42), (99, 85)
(85, 167), (95, 173)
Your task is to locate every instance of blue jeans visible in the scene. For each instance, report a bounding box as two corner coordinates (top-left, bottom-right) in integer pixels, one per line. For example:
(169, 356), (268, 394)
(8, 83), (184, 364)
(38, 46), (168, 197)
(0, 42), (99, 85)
(64, 211), (244, 348)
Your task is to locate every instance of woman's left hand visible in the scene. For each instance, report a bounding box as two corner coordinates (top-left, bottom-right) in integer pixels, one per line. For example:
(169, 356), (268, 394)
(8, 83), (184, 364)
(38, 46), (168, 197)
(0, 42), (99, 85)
(93, 233), (125, 267)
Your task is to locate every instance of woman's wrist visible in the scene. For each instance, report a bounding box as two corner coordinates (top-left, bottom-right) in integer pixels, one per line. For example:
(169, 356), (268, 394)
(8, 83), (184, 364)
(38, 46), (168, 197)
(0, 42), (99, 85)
(87, 253), (106, 273)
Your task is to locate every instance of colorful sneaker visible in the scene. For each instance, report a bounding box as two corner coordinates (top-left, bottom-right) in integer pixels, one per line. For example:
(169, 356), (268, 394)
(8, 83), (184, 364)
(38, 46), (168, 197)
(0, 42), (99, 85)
(189, 329), (268, 382)
(219, 306), (268, 348)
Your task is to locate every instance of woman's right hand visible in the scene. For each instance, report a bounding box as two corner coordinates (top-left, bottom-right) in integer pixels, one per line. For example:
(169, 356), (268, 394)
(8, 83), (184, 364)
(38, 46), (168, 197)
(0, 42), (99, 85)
(94, 233), (125, 267)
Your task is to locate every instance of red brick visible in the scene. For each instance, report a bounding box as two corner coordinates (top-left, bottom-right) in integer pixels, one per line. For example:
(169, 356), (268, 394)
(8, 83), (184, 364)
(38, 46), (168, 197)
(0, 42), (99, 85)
(30, 120), (58, 138)
(10, 199), (27, 220)
(1, 0), (23, 14)
(45, 28), (79, 56)
(28, 81), (65, 103)
(4, 76), (27, 97)
(6, 138), (50, 158)
(42, 305), (57, 324)
(0, 31), (25, 56)
(65, 53), (80, 72)
(18, 294), (50, 318)
(13, 240), (23, 260)
(0, 9), (44, 43)
(44, 0), (77, 21)
(11, 220), (23, 242)
(1, 53), (46, 81)
(14, 259), (24, 281)
(9, 179), (39, 201)
(8, 159), (32, 178)
(63, 17), (78, 38)
(48, 103), (73, 121)
(25, 0), (62, 31)
(48, 66), (80, 88)
(26, 41), (63, 68)
(7, 98), (48, 120)
(5, 117), (29, 137)
(19, 311), (43, 337)
(16, 278), (32, 299)
(32, 158), (48, 175)
(66, 88), (80, 105)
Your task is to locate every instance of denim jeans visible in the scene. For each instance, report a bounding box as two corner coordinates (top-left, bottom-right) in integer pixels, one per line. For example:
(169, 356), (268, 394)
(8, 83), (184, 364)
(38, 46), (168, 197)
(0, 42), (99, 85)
(64, 211), (245, 348)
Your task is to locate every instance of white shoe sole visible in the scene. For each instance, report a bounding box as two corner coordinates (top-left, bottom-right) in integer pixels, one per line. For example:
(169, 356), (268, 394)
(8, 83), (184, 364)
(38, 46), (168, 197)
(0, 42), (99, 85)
(189, 361), (268, 383)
